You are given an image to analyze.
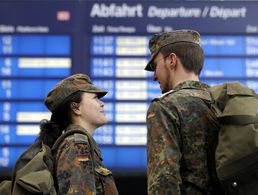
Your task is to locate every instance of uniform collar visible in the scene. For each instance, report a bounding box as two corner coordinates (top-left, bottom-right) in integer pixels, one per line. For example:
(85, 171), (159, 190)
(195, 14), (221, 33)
(173, 80), (209, 91)
(66, 124), (87, 133)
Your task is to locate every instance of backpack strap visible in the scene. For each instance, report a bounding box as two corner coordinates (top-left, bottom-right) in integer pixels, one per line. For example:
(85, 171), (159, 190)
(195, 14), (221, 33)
(219, 115), (258, 125)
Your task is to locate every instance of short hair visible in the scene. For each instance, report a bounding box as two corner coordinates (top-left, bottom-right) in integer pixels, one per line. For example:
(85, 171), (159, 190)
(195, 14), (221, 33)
(160, 42), (204, 75)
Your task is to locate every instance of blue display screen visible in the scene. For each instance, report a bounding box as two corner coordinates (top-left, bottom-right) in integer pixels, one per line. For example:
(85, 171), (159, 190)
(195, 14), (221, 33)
(0, 35), (70, 55)
(1, 0), (258, 174)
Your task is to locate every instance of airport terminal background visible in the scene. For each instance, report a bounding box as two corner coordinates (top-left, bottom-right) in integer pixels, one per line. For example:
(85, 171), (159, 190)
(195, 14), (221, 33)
(1, 0), (258, 194)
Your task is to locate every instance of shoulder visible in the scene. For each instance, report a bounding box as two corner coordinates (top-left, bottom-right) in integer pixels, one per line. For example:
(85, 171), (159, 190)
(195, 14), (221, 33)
(73, 133), (89, 144)
(147, 91), (179, 122)
(60, 132), (89, 144)
(153, 87), (210, 105)
(149, 89), (184, 114)
(149, 87), (209, 117)
(151, 88), (193, 107)
(57, 132), (91, 153)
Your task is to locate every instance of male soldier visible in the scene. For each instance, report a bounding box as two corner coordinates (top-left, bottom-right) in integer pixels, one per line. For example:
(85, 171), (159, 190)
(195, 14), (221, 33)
(145, 30), (222, 194)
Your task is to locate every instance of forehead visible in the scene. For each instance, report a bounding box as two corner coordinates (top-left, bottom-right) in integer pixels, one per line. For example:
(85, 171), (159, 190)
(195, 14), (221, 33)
(153, 52), (164, 62)
(82, 92), (96, 99)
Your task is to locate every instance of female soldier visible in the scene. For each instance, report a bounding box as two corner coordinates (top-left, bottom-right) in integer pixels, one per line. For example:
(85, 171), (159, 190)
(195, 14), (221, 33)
(38, 73), (118, 194)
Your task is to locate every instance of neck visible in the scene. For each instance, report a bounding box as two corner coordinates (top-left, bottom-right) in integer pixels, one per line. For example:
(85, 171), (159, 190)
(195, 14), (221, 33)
(172, 71), (199, 89)
(72, 118), (96, 135)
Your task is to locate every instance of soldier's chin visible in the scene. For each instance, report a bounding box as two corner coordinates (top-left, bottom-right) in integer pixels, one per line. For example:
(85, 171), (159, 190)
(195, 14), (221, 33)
(103, 116), (108, 124)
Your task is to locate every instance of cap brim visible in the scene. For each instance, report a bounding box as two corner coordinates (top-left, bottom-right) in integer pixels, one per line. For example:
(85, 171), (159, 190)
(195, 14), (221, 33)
(81, 87), (108, 98)
(95, 90), (108, 98)
(144, 49), (160, 71)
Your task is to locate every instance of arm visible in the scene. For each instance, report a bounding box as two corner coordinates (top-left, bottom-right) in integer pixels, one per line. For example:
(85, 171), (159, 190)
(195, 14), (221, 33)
(147, 101), (182, 195)
(56, 136), (95, 194)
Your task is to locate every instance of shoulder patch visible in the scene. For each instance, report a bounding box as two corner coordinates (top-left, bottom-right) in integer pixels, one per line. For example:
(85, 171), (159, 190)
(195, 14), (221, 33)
(74, 133), (89, 144)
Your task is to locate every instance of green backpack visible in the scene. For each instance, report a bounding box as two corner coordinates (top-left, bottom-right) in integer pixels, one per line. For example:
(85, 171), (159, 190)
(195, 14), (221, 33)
(0, 129), (93, 195)
(209, 82), (258, 195)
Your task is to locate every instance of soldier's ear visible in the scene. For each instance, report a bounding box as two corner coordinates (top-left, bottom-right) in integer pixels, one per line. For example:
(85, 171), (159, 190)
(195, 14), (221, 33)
(168, 53), (177, 70)
(70, 102), (81, 115)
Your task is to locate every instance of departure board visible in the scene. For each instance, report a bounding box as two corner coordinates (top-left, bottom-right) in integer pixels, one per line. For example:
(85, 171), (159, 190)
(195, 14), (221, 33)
(1, 0), (258, 174)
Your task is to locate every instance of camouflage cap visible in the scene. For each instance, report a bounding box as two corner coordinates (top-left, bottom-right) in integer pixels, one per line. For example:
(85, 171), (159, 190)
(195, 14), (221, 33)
(45, 74), (107, 112)
(145, 29), (201, 71)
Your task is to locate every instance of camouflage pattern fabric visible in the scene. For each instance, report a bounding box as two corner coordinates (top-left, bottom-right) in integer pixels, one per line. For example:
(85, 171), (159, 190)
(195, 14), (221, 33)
(55, 124), (118, 195)
(146, 81), (220, 195)
(45, 74), (107, 113)
(145, 30), (201, 71)
(149, 30), (200, 54)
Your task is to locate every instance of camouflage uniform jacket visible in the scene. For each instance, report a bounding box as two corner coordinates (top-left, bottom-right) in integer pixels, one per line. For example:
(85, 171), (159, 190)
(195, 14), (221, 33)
(146, 80), (220, 195)
(55, 124), (119, 195)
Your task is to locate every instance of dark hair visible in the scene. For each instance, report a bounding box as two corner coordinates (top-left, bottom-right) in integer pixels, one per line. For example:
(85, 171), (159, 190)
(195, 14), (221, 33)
(160, 42), (204, 75)
(37, 91), (83, 147)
